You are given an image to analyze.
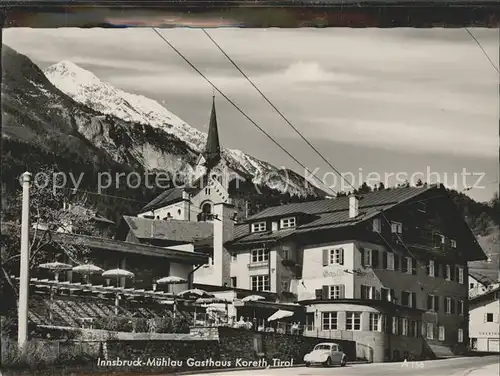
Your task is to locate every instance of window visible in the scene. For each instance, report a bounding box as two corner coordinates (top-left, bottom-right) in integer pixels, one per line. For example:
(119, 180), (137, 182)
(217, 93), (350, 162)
(280, 217), (296, 229)
(364, 248), (372, 266)
(458, 267), (464, 284)
(458, 300), (464, 315)
(305, 313), (315, 331)
(440, 235), (446, 244)
(282, 248), (290, 260)
(230, 277), (237, 287)
(328, 248), (344, 265)
(427, 294), (439, 311)
(402, 291), (415, 308)
(251, 222), (267, 233)
(485, 313), (494, 322)
(427, 323), (434, 339)
(386, 252), (395, 270)
(451, 239), (457, 248)
(405, 257), (413, 274)
(329, 285), (345, 299)
(402, 318), (409, 336)
(322, 312), (338, 330)
(251, 248), (269, 263)
(391, 221), (403, 234)
(392, 317), (399, 334)
(346, 312), (361, 331)
(428, 260), (435, 277)
(373, 218), (382, 233)
(439, 326), (445, 341)
(445, 297), (452, 314)
(381, 288), (393, 302)
(445, 264), (451, 281)
(413, 321), (419, 337)
(458, 329), (464, 343)
(361, 285), (376, 300)
(231, 253), (237, 261)
(251, 275), (270, 291)
(369, 313), (380, 331)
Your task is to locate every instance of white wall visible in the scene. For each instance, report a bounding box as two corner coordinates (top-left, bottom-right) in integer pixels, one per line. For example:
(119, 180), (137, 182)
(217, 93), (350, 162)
(469, 275), (488, 298)
(470, 298), (500, 351)
(167, 244), (194, 252)
(298, 242), (356, 301)
(138, 200), (190, 221)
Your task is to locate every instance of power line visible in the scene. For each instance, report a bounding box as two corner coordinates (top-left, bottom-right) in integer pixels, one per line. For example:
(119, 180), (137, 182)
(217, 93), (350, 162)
(151, 28), (335, 196)
(201, 28), (356, 193)
(464, 28), (500, 75)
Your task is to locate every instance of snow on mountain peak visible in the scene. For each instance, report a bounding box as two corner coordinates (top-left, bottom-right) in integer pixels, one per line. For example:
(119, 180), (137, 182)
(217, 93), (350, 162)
(44, 61), (206, 151)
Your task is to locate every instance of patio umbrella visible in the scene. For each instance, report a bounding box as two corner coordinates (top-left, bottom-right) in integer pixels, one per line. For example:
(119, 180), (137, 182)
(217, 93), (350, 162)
(178, 289), (214, 325)
(242, 295), (266, 325)
(267, 310), (294, 322)
(102, 268), (135, 314)
(242, 295), (265, 302)
(39, 261), (73, 282)
(156, 276), (188, 318)
(72, 263), (103, 284)
(38, 262), (72, 320)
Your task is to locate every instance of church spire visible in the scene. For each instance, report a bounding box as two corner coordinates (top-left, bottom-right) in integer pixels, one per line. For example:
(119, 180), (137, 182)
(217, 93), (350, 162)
(204, 95), (221, 170)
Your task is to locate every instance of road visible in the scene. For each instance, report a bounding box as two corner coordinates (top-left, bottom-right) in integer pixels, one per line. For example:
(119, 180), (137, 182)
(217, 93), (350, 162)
(196, 356), (499, 376)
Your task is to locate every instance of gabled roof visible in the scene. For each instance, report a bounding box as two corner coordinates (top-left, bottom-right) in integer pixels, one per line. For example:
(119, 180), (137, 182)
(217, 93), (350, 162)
(247, 185), (433, 221)
(120, 216), (213, 244)
(469, 271), (495, 287)
(231, 186), (436, 246)
(139, 188), (185, 214)
(469, 285), (500, 308)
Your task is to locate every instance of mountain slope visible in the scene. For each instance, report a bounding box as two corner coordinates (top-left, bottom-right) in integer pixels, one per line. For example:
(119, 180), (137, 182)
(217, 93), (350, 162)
(43, 61), (324, 197)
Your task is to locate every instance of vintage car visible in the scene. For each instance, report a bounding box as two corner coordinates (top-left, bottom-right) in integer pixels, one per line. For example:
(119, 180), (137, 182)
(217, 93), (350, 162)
(303, 342), (347, 367)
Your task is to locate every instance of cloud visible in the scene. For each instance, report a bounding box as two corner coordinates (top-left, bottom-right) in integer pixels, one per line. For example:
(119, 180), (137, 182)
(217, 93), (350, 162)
(282, 61), (359, 83)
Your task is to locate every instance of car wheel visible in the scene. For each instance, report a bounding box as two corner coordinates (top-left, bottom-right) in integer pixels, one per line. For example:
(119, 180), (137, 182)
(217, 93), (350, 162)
(324, 357), (332, 367)
(341, 357), (347, 367)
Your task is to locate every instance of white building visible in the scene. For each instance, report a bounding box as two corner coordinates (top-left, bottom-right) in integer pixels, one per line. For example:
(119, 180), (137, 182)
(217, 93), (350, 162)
(469, 286), (500, 352)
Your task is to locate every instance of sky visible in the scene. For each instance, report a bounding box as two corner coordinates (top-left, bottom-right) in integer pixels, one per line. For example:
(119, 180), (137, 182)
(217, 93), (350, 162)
(4, 28), (499, 202)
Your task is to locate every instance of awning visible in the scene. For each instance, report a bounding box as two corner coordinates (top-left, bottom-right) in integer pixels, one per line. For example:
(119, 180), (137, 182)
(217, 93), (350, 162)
(267, 309), (294, 322)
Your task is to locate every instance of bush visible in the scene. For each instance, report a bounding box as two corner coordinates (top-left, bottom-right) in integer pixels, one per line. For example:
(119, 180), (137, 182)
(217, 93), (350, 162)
(93, 316), (133, 332)
(154, 317), (173, 333)
(133, 318), (149, 333)
(2, 338), (58, 369)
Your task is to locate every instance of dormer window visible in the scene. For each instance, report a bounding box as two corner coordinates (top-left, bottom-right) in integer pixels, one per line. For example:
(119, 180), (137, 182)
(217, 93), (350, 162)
(372, 218), (382, 233)
(251, 222), (267, 233)
(391, 222), (403, 234)
(280, 217), (296, 229)
(450, 239), (457, 248)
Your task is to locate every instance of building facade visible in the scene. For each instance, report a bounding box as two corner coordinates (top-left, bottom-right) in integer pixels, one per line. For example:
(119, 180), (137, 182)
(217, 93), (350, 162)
(228, 186), (487, 361)
(469, 286), (500, 352)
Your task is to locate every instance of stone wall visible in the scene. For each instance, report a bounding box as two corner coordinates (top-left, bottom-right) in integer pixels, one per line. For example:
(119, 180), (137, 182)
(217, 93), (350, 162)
(217, 327), (356, 364)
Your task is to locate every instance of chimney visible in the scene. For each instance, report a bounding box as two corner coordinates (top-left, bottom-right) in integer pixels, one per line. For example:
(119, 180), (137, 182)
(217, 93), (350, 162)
(212, 202), (236, 286)
(349, 194), (359, 218)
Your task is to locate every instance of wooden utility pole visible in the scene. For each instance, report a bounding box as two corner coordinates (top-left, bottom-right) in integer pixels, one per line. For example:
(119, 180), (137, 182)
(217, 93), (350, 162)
(18, 172), (31, 350)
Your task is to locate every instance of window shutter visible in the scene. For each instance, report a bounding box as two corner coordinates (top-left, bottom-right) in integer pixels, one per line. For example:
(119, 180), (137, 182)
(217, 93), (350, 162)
(340, 284), (346, 299)
(484, 313), (488, 323)
(412, 293), (417, 309)
(427, 295), (433, 310)
(402, 258), (408, 273)
(339, 249), (344, 265)
(315, 289), (323, 299)
(394, 254), (400, 271)
(434, 261), (440, 277)
(435, 296), (440, 312)
(322, 285), (329, 300)
(322, 249), (329, 266)
(383, 252), (388, 269)
(372, 250), (379, 268)
(360, 247), (365, 267)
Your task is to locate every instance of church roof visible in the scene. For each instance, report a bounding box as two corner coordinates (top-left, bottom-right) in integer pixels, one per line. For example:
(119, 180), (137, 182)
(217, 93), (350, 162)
(139, 188), (185, 214)
(204, 96), (221, 169)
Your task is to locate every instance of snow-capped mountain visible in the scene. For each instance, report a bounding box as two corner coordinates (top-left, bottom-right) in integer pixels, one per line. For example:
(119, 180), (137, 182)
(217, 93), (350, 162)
(43, 61), (324, 196)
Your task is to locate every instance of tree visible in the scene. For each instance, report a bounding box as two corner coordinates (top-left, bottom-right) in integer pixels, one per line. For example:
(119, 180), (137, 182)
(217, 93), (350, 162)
(358, 182), (371, 194)
(1, 168), (96, 313)
(416, 179), (424, 187)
